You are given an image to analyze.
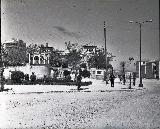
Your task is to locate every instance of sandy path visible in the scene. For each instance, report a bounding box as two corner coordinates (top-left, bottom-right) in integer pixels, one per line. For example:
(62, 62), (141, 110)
(0, 80), (160, 129)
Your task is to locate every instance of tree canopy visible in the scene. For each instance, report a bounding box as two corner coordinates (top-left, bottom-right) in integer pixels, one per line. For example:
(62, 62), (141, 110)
(64, 42), (82, 70)
(2, 42), (27, 66)
(87, 48), (112, 69)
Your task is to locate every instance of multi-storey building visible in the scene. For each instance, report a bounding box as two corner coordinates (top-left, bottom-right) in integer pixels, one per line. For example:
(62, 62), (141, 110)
(3, 38), (26, 50)
(28, 43), (53, 65)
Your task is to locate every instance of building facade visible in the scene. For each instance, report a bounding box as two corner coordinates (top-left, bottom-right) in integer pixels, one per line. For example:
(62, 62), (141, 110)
(3, 39), (27, 66)
(146, 60), (159, 79)
(136, 60), (160, 79)
(3, 38), (26, 50)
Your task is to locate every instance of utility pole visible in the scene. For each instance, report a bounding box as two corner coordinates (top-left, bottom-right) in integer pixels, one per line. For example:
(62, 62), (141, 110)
(0, 40), (4, 92)
(104, 21), (108, 84)
(139, 23), (143, 87)
(129, 19), (152, 87)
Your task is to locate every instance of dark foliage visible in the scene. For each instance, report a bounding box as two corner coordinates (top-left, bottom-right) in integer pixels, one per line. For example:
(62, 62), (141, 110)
(65, 42), (82, 69)
(81, 69), (90, 78)
(11, 71), (24, 84)
(80, 63), (87, 68)
(63, 70), (70, 77)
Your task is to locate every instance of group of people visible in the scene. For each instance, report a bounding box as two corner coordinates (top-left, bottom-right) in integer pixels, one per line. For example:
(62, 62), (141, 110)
(108, 73), (136, 87)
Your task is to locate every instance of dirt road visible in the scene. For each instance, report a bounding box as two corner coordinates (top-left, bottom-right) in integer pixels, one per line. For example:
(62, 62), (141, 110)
(0, 80), (160, 129)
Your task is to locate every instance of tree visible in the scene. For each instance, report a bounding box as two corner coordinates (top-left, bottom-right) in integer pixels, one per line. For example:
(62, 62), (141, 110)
(26, 44), (40, 54)
(87, 47), (112, 69)
(2, 44), (27, 66)
(50, 50), (62, 67)
(80, 63), (87, 68)
(81, 69), (90, 78)
(65, 42), (82, 70)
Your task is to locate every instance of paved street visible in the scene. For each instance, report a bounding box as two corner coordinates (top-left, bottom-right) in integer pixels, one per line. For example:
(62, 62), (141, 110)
(0, 79), (160, 129)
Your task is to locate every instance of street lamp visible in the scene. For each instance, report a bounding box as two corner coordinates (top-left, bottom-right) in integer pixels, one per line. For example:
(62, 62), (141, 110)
(104, 21), (108, 84)
(129, 19), (152, 87)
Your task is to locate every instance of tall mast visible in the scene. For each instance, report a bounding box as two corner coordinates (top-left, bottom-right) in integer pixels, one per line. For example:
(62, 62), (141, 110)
(104, 21), (108, 83)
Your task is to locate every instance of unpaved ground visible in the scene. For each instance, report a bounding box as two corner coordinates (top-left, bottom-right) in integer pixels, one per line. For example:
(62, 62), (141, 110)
(0, 80), (160, 129)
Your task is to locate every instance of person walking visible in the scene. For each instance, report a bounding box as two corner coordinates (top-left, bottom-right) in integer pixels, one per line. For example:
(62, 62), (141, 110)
(109, 74), (115, 87)
(123, 74), (126, 85)
(0, 67), (5, 91)
(77, 74), (82, 90)
(119, 75), (123, 84)
(133, 72), (136, 86)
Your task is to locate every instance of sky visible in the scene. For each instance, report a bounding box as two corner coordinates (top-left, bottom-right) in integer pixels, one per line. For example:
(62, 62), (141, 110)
(1, 0), (159, 69)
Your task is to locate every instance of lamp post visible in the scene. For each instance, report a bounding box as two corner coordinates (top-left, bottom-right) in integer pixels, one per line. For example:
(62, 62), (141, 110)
(104, 21), (108, 84)
(129, 19), (152, 87)
(0, 42), (4, 91)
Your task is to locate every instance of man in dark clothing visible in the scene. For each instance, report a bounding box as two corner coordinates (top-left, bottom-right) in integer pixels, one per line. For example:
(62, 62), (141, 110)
(123, 74), (126, 85)
(0, 67), (5, 91)
(77, 74), (82, 90)
(133, 73), (136, 86)
(30, 72), (36, 85)
(109, 74), (115, 87)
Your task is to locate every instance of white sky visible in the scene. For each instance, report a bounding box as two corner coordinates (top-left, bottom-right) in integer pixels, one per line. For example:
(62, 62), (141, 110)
(1, 0), (159, 69)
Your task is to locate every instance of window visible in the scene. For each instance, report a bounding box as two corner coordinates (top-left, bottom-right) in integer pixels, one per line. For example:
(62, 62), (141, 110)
(97, 71), (102, 75)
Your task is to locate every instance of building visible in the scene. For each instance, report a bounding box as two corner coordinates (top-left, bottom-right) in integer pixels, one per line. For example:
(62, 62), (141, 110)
(146, 60), (159, 79)
(3, 42), (53, 79)
(3, 38), (27, 66)
(3, 38), (26, 50)
(90, 68), (105, 80)
(136, 60), (160, 79)
(28, 43), (53, 65)
(136, 60), (147, 78)
(82, 45), (97, 69)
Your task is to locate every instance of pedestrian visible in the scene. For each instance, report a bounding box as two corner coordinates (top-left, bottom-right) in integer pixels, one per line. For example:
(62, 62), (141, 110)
(77, 74), (82, 90)
(133, 73), (136, 86)
(119, 75), (123, 84)
(43, 75), (47, 84)
(30, 72), (36, 85)
(0, 67), (5, 91)
(123, 74), (126, 85)
(109, 74), (115, 87)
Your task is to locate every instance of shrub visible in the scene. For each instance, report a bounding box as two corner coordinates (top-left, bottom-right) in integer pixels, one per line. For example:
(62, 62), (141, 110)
(63, 70), (70, 77)
(65, 75), (71, 82)
(81, 69), (90, 78)
(11, 71), (24, 84)
(80, 63), (87, 68)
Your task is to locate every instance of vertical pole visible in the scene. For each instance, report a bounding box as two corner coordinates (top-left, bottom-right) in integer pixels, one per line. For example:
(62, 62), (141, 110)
(159, 17), (160, 80)
(0, 3), (4, 91)
(129, 72), (131, 89)
(0, 32), (4, 91)
(104, 21), (108, 84)
(139, 23), (143, 87)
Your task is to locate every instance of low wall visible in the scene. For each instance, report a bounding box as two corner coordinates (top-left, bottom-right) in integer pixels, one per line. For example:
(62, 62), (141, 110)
(3, 64), (51, 79)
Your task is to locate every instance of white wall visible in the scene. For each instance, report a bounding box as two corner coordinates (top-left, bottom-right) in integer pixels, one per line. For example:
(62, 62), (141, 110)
(3, 64), (51, 79)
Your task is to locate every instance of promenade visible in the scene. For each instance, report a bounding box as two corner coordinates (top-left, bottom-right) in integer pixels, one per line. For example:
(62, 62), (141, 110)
(1, 78), (153, 94)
